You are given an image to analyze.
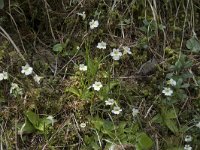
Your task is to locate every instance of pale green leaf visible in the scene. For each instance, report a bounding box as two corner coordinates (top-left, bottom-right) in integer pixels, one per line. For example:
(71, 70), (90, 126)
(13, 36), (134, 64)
(19, 118), (36, 134)
(65, 87), (80, 97)
(165, 119), (179, 133)
(186, 37), (200, 53)
(53, 43), (63, 52)
(25, 110), (40, 128)
(165, 109), (177, 119)
(136, 132), (153, 150)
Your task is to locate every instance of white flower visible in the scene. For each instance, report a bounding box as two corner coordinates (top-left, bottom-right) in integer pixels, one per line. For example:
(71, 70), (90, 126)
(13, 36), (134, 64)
(132, 108), (139, 117)
(0, 71), (8, 81)
(46, 115), (56, 126)
(77, 11), (86, 20)
(109, 144), (116, 150)
(167, 79), (176, 86)
(10, 83), (23, 97)
(79, 64), (87, 71)
(0, 74), (3, 81)
(33, 75), (43, 84)
(105, 98), (115, 106)
(162, 87), (173, 96)
(184, 145), (192, 150)
(77, 46), (80, 50)
(112, 106), (122, 115)
(10, 83), (19, 94)
(110, 48), (122, 60)
(97, 41), (107, 49)
(21, 64), (33, 75)
(80, 122), (86, 128)
(92, 81), (103, 91)
(89, 20), (99, 29)
(122, 46), (132, 55)
(185, 135), (192, 142)
(196, 122), (200, 128)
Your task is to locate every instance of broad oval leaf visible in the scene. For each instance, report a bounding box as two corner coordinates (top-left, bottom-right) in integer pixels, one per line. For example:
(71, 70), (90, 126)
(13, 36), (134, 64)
(164, 119), (179, 134)
(25, 110), (40, 128)
(53, 43), (63, 52)
(136, 132), (153, 150)
(186, 37), (200, 53)
(19, 118), (36, 134)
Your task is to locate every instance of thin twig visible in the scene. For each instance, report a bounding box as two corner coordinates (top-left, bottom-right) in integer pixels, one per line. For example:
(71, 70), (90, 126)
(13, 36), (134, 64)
(6, 12), (27, 54)
(180, 0), (190, 51)
(0, 26), (26, 62)
(43, 0), (56, 41)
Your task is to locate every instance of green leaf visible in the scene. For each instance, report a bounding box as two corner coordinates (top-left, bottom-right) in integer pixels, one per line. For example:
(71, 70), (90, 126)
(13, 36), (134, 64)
(65, 87), (80, 97)
(151, 114), (163, 123)
(173, 54), (188, 71)
(136, 144), (143, 150)
(106, 81), (119, 91)
(37, 118), (53, 132)
(174, 60), (182, 71)
(19, 118), (36, 134)
(186, 37), (200, 53)
(91, 118), (104, 131)
(181, 83), (190, 88)
(164, 119), (179, 133)
(25, 110), (40, 128)
(102, 120), (113, 131)
(181, 72), (193, 79)
(0, 0), (4, 9)
(165, 109), (177, 119)
(136, 132), (153, 150)
(87, 57), (99, 80)
(53, 43), (63, 52)
(101, 129), (115, 139)
(80, 88), (93, 100)
(99, 81), (119, 100)
(176, 78), (183, 87)
(184, 60), (193, 68)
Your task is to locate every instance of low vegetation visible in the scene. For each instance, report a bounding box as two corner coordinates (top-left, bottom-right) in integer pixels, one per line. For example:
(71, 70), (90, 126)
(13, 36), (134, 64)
(0, 0), (200, 149)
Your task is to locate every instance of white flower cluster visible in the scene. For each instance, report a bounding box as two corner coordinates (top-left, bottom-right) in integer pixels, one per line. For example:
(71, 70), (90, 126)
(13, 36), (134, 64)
(132, 108), (139, 117)
(96, 40), (132, 61)
(162, 78), (176, 96)
(92, 81), (103, 91)
(77, 11), (86, 20)
(104, 98), (139, 116)
(79, 64), (87, 71)
(10, 83), (23, 97)
(46, 115), (57, 126)
(184, 135), (192, 150)
(185, 135), (192, 142)
(89, 19), (132, 60)
(104, 98), (122, 115)
(21, 64), (33, 75)
(89, 20), (99, 29)
(77, 22), (135, 117)
(33, 75), (43, 84)
(184, 145), (192, 150)
(0, 71), (8, 81)
(110, 46), (132, 61)
(110, 48), (122, 60)
(1, 64), (44, 97)
(21, 64), (42, 84)
(196, 121), (200, 128)
(97, 41), (107, 49)
(80, 122), (87, 128)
